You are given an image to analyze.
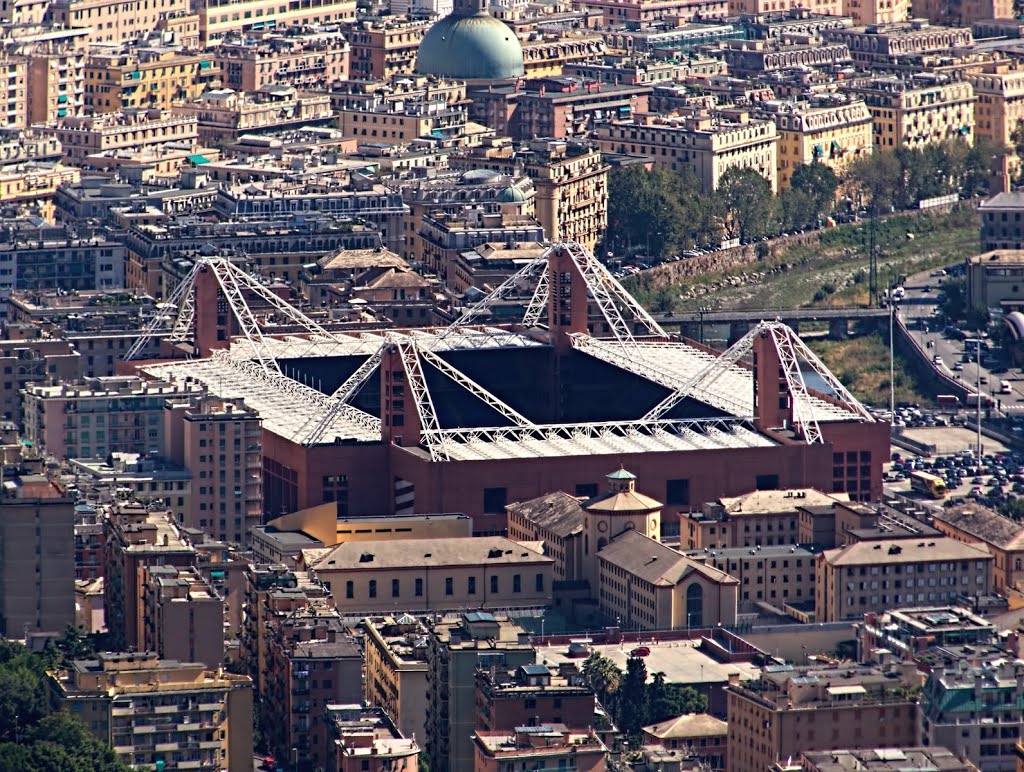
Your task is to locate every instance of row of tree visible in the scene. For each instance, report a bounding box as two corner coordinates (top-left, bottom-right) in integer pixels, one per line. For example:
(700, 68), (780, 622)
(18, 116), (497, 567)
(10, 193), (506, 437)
(582, 651), (707, 741)
(0, 630), (130, 772)
(607, 138), (1003, 262)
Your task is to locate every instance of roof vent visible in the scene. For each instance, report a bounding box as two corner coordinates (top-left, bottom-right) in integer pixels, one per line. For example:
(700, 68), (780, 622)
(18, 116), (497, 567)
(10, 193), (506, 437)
(359, 553), (374, 563)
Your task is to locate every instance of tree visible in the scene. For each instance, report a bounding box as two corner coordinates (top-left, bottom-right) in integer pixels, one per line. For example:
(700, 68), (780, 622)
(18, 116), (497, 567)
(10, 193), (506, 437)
(780, 163), (838, 232)
(617, 656), (650, 736)
(847, 151), (902, 213)
(715, 167), (775, 244)
(582, 652), (621, 702)
(647, 672), (707, 724)
(938, 277), (968, 322)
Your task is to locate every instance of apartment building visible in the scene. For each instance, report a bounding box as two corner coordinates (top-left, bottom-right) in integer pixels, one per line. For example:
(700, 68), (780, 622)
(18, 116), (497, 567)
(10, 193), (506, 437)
(506, 491), (586, 583)
(856, 606), (997, 664)
(966, 249), (1024, 315)
(51, 652), (253, 771)
(69, 453), (192, 514)
(103, 503), (197, 652)
(425, 613), (536, 772)
(46, 0), (192, 45)
(141, 565), (224, 669)
(473, 726), (608, 772)
(595, 109), (779, 192)
(216, 27), (350, 91)
(980, 193), (1024, 252)
(598, 529), (739, 630)
(932, 503), (1024, 593)
(454, 137), (609, 251)
(262, 606), (362, 771)
(799, 748), (977, 772)
(0, 335), (79, 424)
(362, 615), (429, 742)
(687, 544), (819, 614)
(0, 220), (125, 315)
(0, 467), (74, 637)
(335, 83), (473, 148)
(0, 50), (29, 129)
(238, 563), (332, 698)
(642, 713), (727, 770)
(825, 23), (974, 70)
(521, 33), (607, 79)
(843, 0), (908, 24)
(579, 0), (728, 25)
(19, 27), (89, 124)
(55, 109), (198, 163)
(84, 47), (221, 113)
(728, 0), (841, 15)
(920, 660), (1024, 771)
(916, 0), (1009, 28)
(719, 38), (852, 78)
(22, 375), (201, 461)
(476, 664), (596, 731)
(74, 505), (103, 581)
(757, 98), (874, 191)
(815, 537), (993, 622)
(163, 395), (262, 545)
(726, 664), (920, 772)
(307, 536), (554, 615)
(325, 705), (420, 772)
(198, 0), (357, 45)
(172, 86), (333, 143)
(850, 75), (976, 150)
(683, 488), (842, 550)
(970, 63), (1024, 152)
(345, 17), (429, 81)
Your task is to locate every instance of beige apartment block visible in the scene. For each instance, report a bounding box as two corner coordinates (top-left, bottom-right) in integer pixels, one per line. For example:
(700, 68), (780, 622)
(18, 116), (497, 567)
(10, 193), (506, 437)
(52, 652), (253, 771)
(216, 28), (350, 91)
(198, 0), (357, 45)
(826, 24), (974, 68)
(843, 0), (909, 25)
(728, 0), (842, 18)
(0, 471), (74, 637)
(307, 536), (554, 615)
(48, 0), (192, 45)
(55, 109), (198, 163)
(726, 664), (920, 772)
(361, 615), (429, 743)
(164, 395), (262, 545)
(141, 565), (225, 670)
(757, 98), (874, 191)
(852, 75), (976, 150)
(473, 727), (608, 772)
(970, 62), (1024, 150)
(915, 0), (1010, 28)
(0, 161), (80, 213)
(172, 87), (332, 143)
(0, 52), (29, 129)
(84, 47), (221, 113)
(521, 33), (606, 79)
(595, 109), (778, 193)
(21, 27), (89, 125)
(346, 17), (430, 81)
(815, 537), (993, 622)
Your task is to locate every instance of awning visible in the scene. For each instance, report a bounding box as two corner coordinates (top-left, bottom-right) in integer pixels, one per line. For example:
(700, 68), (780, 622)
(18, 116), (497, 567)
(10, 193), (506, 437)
(960, 125), (970, 134)
(187, 154), (210, 165)
(57, 108), (67, 118)
(57, 94), (67, 104)
(199, 60), (212, 69)
(813, 143), (823, 156)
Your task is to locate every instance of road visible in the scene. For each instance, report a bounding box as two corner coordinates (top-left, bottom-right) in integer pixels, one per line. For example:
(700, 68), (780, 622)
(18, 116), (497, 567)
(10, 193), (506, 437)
(898, 267), (1024, 412)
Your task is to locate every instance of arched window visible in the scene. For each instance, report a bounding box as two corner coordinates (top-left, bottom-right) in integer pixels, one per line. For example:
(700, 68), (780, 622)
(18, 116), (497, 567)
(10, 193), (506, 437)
(686, 583), (704, 628)
(597, 537), (608, 551)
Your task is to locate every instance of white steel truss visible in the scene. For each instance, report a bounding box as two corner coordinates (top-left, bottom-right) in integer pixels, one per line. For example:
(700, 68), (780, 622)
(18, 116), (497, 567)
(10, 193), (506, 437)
(522, 263), (550, 328)
(395, 338), (449, 462)
(558, 241), (666, 343)
(446, 257), (549, 332)
(769, 323), (823, 444)
(124, 261), (205, 361)
(331, 348), (384, 402)
(418, 347), (536, 428)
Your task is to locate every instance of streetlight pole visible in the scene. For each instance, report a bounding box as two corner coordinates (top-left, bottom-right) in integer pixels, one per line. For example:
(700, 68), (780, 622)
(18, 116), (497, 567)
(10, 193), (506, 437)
(977, 333), (983, 469)
(890, 294), (896, 421)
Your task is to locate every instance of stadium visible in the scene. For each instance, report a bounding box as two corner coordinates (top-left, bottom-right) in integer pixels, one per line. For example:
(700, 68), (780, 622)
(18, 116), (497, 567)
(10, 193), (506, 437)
(125, 242), (889, 534)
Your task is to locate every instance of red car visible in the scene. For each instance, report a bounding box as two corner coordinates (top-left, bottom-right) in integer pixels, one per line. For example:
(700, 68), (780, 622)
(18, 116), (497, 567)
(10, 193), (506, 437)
(630, 646), (650, 658)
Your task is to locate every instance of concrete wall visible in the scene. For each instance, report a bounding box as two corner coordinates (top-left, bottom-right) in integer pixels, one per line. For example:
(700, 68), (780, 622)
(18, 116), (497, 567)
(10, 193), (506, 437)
(742, 621), (855, 663)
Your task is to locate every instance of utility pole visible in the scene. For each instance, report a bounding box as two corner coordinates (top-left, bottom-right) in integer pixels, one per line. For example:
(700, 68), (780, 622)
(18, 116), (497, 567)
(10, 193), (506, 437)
(889, 296), (896, 421)
(976, 334), (983, 470)
(868, 203), (879, 306)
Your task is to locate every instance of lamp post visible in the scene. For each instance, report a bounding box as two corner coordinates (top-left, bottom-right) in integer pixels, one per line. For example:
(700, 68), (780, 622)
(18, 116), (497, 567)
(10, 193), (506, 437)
(697, 306), (711, 345)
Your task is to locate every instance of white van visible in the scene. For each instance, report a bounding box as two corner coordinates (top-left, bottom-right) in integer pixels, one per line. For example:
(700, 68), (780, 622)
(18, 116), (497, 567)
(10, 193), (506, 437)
(1001, 380), (1013, 394)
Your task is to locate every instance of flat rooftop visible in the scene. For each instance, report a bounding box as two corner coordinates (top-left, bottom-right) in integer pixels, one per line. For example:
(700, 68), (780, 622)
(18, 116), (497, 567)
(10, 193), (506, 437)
(536, 639), (760, 686)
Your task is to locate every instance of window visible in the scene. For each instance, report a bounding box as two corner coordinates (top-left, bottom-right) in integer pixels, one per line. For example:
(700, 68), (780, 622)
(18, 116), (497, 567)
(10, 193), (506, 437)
(392, 579), (400, 597)
(468, 576), (476, 594)
(756, 474), (780, 490)
(490, 575), (498, 593)
(686, 583), (704, 627)
(368, 580), (377, 598)
(415, 578), (423, 597)
(536, 573), (544, 592)
(513, 574), (521, 593)
(575, 483), (598, 498)
(345, 581), (354, 599)
(445, 577), (453, 595)
(666, 479), (690, 506)
(483, 487), (507, 514)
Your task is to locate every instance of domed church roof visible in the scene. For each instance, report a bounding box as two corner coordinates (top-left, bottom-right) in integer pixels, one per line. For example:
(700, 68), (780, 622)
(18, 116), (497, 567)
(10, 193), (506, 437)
(415, 0), (524, 81)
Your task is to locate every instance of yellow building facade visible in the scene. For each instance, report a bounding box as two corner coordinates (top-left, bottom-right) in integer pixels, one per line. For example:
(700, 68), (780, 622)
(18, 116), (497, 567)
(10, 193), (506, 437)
(521, 33), (606, 79)
(198, 0), (357, 45)
(47, 0), (194, 45)
(84, 49), (221, 113)
(843, 0), (909, 25)
(970, 63), (1024, 149)
(856, 76), (976, 150)
(760, 98), (874, 190)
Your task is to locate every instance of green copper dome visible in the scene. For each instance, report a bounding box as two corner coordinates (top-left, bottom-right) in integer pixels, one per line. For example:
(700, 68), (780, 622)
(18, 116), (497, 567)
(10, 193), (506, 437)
(497, 184), (527, 203)
(415, 10), (525, 81)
